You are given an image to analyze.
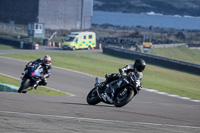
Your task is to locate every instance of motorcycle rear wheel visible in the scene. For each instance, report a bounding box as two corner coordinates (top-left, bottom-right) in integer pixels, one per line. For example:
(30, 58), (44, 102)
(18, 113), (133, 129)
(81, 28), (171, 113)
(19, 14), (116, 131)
(18, 78), (31, 93)
(86, 88), (101, 105)
(114, 88), (135, 107)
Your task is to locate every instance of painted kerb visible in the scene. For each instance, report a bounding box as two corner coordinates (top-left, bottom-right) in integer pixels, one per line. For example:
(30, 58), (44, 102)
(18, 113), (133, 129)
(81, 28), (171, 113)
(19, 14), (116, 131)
(0, 83), (19, 92)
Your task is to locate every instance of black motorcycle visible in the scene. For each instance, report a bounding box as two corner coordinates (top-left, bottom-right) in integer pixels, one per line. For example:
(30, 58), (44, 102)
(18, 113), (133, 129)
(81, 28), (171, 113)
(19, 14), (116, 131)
(86, 72), (139, 107)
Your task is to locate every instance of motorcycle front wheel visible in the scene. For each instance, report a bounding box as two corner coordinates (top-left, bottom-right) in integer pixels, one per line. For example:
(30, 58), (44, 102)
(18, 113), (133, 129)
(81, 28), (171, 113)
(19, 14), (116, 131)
(114, 88), (135, 107)
(18, 78), (32, 93)
(86, 88), (101, 105)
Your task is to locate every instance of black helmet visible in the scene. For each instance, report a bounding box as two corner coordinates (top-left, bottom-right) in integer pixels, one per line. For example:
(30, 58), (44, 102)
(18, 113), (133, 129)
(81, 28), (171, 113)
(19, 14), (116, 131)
(134, 59), (146, 72)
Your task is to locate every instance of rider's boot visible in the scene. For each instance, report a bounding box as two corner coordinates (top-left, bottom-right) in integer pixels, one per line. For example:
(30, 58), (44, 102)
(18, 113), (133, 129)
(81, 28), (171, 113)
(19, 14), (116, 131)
(33, 80), (41, 90)
(34, 84), (38, 90)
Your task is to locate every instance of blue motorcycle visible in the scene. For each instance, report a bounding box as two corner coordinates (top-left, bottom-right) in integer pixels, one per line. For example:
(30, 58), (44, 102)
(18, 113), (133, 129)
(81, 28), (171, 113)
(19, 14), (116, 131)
(18, 63), (43, 93)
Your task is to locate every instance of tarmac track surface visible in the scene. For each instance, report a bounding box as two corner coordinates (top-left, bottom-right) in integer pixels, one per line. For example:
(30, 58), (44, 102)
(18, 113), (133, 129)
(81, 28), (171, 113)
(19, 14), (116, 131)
(0, 49), (200, 133)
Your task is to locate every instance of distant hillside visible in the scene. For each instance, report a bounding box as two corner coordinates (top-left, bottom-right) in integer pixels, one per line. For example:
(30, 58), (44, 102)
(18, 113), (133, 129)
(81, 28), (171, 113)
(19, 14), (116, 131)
(94, 0), (200, 17)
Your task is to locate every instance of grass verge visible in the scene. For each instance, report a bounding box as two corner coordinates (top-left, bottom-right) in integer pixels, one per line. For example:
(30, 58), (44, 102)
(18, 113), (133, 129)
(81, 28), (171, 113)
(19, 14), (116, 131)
(0, 74), (70, 96)
(0, 44), (20, 50)
(1, 52), (200, 100)
(152, 46), (200, 64)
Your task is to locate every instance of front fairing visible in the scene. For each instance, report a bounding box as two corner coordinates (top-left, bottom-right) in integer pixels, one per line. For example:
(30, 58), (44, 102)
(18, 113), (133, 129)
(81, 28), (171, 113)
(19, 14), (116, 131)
(27, 64), (43, 81)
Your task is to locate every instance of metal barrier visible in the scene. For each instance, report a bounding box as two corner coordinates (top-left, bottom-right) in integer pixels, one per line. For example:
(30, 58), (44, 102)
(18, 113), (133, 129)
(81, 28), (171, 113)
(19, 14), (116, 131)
(0, 35), (38, 49)
(152, 43), (186, 48)
(103, 46), (200, 76)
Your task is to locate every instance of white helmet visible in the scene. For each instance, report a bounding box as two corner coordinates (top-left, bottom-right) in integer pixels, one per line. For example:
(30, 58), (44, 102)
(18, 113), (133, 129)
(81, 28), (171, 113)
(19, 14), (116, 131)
(43, 55), (51, 66)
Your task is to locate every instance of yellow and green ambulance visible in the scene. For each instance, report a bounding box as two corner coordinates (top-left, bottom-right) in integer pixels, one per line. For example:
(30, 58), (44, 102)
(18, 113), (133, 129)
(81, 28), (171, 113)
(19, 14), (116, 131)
(61, 31), (96, 50)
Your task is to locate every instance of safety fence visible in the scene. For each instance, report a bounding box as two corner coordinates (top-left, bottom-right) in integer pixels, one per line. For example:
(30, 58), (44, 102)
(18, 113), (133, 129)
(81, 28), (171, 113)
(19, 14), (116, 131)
(0, 35), (39, 50)
(103, 46), (200, 76)
(0, 22), (27, 35)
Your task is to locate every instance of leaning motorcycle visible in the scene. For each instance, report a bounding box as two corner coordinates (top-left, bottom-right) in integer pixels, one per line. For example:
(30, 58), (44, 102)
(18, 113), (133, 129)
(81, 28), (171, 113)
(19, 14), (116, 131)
(86, 72), (139, 107)
(18, 63), (43, 93)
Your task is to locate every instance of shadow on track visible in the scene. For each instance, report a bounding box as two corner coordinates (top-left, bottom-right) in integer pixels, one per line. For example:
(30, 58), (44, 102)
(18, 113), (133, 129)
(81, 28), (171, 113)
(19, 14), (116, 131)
(60, 102), (114, 108)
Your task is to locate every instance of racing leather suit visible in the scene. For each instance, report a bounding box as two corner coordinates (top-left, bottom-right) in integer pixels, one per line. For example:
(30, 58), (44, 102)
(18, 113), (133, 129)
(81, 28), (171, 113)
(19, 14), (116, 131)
(100, 64), (143, 90)
(25, 58), (52, 86)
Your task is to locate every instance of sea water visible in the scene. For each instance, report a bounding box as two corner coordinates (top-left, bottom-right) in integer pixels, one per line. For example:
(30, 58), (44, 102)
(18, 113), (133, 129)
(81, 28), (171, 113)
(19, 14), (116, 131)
(92, 11), (200, 30)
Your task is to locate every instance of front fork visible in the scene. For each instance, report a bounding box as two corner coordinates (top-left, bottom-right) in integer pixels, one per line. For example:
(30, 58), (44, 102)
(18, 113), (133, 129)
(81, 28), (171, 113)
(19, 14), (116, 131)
(95, 77), (116, 104)
(20, 70), (28, 84)
(20, 71), (40, 90)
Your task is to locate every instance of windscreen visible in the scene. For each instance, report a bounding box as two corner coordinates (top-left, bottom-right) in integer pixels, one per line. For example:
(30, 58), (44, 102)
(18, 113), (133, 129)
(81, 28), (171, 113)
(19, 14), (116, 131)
(65, 37), (75, 42)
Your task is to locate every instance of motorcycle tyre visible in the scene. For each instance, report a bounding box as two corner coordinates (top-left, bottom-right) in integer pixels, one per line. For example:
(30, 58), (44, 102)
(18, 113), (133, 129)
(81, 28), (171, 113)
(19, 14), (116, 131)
(86, 88), (101, 105)
(18, 78), (31, 93)
(114, 89), (135, 107)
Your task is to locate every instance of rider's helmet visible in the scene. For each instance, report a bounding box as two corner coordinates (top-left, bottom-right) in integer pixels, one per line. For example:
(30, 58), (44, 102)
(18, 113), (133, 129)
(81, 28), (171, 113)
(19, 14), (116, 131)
(43, 55), (51, 66)
(134, 59), (146, 72)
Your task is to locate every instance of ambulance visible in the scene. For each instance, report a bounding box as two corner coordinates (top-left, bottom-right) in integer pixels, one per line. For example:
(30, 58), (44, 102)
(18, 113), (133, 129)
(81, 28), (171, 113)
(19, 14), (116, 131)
(61, 31), (96, 50)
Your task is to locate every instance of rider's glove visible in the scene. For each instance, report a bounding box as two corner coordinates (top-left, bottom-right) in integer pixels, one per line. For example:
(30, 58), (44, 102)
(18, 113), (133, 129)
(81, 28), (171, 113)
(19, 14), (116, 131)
(119, 68), (125, 76)
(24, 61), (32, 71)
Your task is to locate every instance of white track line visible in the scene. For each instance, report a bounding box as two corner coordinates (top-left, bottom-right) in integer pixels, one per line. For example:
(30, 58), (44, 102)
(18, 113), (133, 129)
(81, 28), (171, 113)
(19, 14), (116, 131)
(1, 56), (200, 102)
(0, 110), (199, 129)
(142, 88), (200, 103)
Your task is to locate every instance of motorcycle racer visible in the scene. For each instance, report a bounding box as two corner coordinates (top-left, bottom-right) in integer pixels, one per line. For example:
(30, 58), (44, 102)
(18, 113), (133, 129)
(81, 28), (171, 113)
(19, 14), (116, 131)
(97, 58), (146, 101)
(24, 55), (52, 87)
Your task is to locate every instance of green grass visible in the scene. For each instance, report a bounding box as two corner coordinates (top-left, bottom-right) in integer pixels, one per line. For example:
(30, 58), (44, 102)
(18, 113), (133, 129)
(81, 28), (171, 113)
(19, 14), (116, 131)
(0, 74), (70, 96)
(1, 52), (200, 100)
(0, 44), (19, 50)
(152, 46), (200, 64)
